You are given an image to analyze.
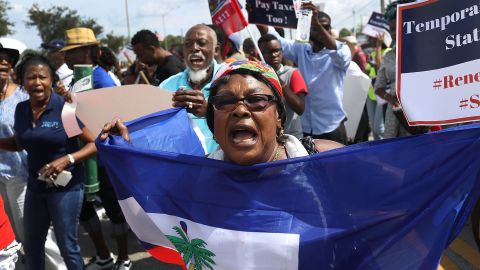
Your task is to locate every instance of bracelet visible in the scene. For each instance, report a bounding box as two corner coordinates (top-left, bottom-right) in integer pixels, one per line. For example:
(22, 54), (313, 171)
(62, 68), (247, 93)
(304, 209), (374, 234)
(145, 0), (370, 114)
(67, 154), (75, 165)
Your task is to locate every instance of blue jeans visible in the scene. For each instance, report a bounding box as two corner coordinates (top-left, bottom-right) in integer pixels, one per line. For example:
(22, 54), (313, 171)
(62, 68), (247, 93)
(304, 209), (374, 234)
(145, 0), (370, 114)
(366, 98), (385, 140)
(24, 188), (84, 270)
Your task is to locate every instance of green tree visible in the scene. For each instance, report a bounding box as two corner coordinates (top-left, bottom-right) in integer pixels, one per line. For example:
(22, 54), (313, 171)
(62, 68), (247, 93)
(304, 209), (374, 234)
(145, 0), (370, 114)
(166, 221), (216, 270)
(100, 32), (127, 54)
(0, 0), (14, 36)
(160, 35), (184, 50)
(26, 3), (103, 44)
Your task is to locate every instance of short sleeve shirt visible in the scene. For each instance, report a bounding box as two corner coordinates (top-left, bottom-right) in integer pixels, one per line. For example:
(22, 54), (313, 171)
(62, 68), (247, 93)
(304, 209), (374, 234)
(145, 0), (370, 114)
(0, 87), (28, 178)
(93, 66), (117, 89)
(14, 92), (86, 192)
(151, 55), (185, 86)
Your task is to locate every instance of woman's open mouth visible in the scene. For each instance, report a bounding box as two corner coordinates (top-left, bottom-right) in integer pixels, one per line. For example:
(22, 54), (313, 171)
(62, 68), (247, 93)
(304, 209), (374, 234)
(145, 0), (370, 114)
(229, 124), (258, 147)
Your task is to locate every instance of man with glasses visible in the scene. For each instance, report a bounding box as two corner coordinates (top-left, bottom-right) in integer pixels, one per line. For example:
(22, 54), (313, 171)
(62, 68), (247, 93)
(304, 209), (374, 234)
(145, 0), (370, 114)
(258, 2), (351, 144)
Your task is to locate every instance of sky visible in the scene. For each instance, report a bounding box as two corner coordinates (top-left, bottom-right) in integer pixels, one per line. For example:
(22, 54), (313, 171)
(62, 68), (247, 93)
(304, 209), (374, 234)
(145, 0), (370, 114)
(8, 0), (382, 50)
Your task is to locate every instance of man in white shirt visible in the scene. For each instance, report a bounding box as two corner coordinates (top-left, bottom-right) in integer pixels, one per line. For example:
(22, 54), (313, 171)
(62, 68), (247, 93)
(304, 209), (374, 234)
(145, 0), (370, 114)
(42, 39), (73, 87)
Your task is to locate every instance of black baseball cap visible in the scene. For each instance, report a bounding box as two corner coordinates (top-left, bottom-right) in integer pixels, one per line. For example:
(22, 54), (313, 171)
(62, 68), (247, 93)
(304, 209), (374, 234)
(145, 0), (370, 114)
(41, 39), (66, 52)
(0, 43), (20, 66)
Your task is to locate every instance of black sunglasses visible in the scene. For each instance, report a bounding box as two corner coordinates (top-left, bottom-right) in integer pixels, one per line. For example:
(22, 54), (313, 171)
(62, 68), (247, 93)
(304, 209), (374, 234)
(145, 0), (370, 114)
(0, 54), (14, 64)
(209, 94), (278, 112)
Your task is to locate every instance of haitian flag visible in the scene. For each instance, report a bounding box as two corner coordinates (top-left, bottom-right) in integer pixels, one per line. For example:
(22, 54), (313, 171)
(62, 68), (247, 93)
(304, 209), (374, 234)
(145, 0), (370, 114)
(97, 108), (480, 270)
(208, 0), (248, 36)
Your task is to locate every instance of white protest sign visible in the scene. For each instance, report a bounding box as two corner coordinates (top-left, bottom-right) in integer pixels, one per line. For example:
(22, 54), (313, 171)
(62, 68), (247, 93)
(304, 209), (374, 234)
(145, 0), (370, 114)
(397, 0), (480, 125)
(342, 62), (371, 141)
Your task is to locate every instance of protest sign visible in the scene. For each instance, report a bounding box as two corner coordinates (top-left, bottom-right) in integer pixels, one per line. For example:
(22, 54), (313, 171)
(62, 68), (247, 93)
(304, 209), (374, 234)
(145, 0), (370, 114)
(342, 62), (371, 141)
(209, 0), (248, 36)
(397, 0), (480, 125)
(74, 85), (172, 135)
(362, 12), (392, 47)
(247, 0), (298, 29)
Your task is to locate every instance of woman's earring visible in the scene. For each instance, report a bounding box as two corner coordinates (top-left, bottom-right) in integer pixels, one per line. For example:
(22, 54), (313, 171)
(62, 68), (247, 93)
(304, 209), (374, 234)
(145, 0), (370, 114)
(277, 127), (285, 139)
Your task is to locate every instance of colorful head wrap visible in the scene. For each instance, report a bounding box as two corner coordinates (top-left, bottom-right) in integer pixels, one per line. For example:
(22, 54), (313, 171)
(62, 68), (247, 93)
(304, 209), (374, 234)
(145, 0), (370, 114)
(212, 60), (283, 97)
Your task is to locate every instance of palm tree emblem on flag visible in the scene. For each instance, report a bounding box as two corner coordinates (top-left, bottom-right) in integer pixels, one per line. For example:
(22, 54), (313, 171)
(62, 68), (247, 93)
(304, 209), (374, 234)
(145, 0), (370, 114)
(166, 221), (216, 270)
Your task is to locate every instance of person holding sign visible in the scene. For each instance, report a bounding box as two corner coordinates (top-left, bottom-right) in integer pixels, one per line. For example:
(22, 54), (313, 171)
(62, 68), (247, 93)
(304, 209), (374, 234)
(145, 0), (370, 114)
(258, 2), (351, 144)
(374, 1), (414, 139)
(62, 27), (133, 270)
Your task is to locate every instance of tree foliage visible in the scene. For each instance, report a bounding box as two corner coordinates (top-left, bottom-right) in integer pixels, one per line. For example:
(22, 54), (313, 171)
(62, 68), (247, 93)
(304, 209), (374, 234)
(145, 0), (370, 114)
(160, 35), (184, 50)
(100, 32), (127, 54)
(26, 3), (103, 43)
(0, 0), (14, 37)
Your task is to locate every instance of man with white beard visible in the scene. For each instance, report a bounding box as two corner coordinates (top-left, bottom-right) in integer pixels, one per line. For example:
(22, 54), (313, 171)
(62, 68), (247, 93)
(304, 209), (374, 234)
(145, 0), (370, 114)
(160, 24), (220, 154)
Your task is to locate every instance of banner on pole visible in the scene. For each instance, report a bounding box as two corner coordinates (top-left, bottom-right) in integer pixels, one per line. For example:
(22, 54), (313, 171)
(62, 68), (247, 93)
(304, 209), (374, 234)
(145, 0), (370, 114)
(397, 0), (480, 125)
(247, 0), (298, 29)
(209, 0), (248, 36)
(362, 12), (392, 47)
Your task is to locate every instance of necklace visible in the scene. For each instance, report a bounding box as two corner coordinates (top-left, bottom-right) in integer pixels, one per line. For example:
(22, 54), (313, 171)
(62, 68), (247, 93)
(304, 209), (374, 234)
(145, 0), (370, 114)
(272, 145), (280, 161)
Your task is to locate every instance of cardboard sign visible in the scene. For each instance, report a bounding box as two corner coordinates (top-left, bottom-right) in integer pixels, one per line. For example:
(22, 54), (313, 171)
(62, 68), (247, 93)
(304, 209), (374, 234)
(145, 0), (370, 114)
(362, 12), (392, 47)
(247, 0), (298, 29)
(397, 0), (480, 125)
(74, 85), (173, 135)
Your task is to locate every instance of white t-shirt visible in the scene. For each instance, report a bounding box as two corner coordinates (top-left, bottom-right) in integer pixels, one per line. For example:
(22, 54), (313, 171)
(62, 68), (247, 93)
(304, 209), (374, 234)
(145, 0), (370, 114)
(56, 63), (73, 87)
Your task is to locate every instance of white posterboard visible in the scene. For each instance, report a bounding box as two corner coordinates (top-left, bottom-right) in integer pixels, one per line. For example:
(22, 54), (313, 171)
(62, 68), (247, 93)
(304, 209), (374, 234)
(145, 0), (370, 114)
(342, 62), (372, 141)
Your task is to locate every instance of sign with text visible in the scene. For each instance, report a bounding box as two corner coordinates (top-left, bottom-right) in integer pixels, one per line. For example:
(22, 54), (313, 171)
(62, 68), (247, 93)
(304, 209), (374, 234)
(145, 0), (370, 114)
(247, 0), (298, 29)
(397, 0), (480, 125)
(209, 0), (248, 36)
(362, 12), (392, 47)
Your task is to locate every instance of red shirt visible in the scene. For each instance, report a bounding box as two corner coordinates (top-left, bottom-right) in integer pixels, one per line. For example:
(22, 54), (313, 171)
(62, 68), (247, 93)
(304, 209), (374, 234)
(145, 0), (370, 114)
(289, 69), (308, 95)
(353, 47), (367, 73)
(0, 195), (15, 250)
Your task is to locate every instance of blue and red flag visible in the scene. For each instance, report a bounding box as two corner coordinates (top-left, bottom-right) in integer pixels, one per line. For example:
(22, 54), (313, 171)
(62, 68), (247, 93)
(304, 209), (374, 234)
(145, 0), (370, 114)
(97, 108), (480, 270)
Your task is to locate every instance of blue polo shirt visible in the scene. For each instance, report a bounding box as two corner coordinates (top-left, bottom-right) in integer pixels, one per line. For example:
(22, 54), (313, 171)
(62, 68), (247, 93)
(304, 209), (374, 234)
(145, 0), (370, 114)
(14, 91), (86, 192)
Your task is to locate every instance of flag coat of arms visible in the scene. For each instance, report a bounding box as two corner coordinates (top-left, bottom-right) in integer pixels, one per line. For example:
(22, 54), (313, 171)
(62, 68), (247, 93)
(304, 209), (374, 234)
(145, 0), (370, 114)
(97, 108), (480, 270)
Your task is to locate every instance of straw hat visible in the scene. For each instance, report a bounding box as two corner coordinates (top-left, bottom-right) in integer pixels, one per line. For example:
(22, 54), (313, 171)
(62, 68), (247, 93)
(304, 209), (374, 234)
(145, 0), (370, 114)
(60, 27), (100, 52)
(0, 43), (20, 66)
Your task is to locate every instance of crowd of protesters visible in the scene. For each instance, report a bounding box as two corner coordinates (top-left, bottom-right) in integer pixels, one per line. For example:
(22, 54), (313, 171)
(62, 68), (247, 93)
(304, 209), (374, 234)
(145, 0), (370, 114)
(0, 0), (471, 269)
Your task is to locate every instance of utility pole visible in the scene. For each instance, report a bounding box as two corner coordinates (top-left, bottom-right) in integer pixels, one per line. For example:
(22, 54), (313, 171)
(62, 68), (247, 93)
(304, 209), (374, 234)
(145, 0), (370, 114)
(380, 0), (386, 13)
(352, 10), (356, 34)
(160, 6), (179, 50)
(125, 0), (131, 41)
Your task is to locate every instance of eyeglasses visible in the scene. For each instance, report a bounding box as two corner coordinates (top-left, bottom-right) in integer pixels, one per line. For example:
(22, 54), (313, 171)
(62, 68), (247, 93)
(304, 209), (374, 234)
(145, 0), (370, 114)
(209, 94), (277, 112)
(0, 54), (13, 64)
